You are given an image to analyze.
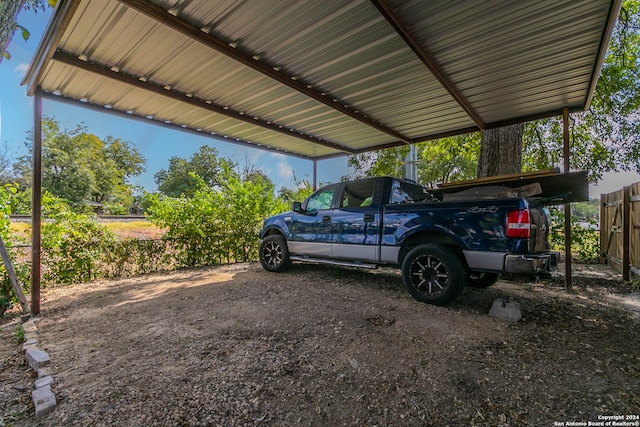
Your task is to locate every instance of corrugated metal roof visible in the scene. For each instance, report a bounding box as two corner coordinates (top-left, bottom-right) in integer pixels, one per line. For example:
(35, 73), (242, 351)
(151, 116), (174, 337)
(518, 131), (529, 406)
(23, 0), (621, 160)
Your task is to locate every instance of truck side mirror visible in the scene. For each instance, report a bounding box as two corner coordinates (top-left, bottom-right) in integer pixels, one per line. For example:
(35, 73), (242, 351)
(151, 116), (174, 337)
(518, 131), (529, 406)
(292, 201), (303, 213)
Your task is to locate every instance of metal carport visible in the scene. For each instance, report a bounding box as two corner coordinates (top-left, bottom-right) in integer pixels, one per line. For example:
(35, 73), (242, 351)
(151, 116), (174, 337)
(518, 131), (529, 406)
(23, 0), (622, 313)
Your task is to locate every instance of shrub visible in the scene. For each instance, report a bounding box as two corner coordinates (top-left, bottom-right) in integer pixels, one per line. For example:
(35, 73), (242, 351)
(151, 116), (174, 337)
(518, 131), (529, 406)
(147, 171), (286, 267)
(0, 183), (19, 311)
(103, 238), (174, 277)
(549, 208), (600, 261)
(41, 210), (118, 284)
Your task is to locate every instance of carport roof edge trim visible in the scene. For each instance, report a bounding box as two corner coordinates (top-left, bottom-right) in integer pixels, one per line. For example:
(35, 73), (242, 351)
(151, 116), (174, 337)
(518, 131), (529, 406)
(584, 0), (623, 110)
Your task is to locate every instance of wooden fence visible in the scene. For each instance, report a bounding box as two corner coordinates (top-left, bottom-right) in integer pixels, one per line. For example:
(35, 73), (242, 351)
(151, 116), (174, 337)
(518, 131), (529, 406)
(600, 181), (640, 280)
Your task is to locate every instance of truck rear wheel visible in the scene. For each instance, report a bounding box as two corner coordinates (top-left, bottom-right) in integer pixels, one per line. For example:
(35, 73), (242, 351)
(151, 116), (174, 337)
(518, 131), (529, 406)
(259, 235), (291, 272)
(401, 244), (465, 306)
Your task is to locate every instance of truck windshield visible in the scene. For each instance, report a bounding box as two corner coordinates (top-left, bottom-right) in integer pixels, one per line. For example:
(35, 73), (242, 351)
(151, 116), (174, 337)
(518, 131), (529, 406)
(390, 180), (434, 204)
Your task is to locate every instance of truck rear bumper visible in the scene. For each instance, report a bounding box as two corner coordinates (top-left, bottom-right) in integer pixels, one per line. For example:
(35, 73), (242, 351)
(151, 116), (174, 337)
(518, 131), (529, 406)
(504, 252), (560, 274)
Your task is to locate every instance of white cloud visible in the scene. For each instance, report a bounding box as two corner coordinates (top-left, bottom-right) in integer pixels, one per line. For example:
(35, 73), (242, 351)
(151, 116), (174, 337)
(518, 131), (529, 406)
(246, 148), (265, 165)
(277, 160), (294, 179)
(269, 152), (301, 180)
(14, 63), (29, 75)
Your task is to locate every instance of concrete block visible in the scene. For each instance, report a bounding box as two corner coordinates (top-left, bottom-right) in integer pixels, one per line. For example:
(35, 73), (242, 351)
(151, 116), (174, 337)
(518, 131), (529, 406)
(35, 375), (54, 389)
(37, 367), (52, 378)
(489, 298), (522, 323)
(22, 321), (38, 333)
(26, 348), (50, 371)
(32, 385), (56, 420)
(22, 343), (38, 353)
(22, 338), (38, 351)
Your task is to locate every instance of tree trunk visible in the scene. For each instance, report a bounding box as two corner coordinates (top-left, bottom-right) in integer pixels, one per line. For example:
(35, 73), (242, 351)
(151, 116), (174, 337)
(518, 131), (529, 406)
(477, 123), (524, 178)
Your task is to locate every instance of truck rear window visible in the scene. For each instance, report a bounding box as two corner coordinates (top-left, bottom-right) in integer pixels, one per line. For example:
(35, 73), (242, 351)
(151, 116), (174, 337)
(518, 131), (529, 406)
(390, 180), (434, 204)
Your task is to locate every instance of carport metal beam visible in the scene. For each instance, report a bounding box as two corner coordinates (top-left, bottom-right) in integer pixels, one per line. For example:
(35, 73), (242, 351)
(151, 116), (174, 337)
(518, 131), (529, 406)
(371, 0), (485, 129)
(41, 92), (322, 162)
(117, 0), (413, 145)
(52, 51), (355, 155)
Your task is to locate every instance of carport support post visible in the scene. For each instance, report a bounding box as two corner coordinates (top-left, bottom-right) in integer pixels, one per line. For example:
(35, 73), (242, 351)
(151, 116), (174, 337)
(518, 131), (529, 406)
(31, 86), (43, 315)
(313, 159), (317, 191)
(622, 185), (631, 281)
(563, 108), (572, 290)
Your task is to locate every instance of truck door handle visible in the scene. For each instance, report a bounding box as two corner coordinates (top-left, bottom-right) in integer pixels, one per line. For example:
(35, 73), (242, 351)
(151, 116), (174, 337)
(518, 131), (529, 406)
(363, 214), (375, 223)
(322, 216), (331, 223)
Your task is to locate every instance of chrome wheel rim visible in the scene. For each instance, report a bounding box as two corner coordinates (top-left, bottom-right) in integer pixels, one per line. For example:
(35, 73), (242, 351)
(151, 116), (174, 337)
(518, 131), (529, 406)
(262, 241), (283, 268)
(409, 254), (448, 296)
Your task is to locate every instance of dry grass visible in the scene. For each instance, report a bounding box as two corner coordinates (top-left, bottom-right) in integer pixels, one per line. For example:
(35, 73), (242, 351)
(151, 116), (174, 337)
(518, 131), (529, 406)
(8, 222), (29, 237)
(103, 220), (166, 240)
(8, 220), (166, 240)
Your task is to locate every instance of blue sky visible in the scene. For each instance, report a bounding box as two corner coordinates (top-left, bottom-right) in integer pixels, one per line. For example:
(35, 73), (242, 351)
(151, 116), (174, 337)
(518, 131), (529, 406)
(1, 7), (639, 197)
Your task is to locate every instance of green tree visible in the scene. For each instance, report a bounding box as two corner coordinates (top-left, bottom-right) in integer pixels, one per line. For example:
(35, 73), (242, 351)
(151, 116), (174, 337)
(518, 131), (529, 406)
(348, 134), (479, 187)
(105, 137), (146, 180)
(477, 123), (524, 178)
(417, 133), (479, 186)
(348, 145), (408, 180)
(0, 0), (55, 61)
(278, 174), (314, 205)
(16, 117), (146, 211)
(154, 145), (237, 197)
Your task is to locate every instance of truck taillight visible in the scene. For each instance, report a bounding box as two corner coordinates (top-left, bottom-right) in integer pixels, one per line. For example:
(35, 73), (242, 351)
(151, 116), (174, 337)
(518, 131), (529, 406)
(506, 209), (530, 238)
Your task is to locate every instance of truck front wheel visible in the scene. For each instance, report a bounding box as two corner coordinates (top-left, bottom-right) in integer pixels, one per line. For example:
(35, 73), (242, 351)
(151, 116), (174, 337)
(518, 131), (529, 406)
(259, 235), (291, 272)
(401, 244), (465, 306)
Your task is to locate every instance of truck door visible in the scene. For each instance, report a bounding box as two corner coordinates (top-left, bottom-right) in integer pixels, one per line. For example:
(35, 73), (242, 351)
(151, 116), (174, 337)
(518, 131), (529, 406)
(288, 183), (339, 258)
(332, 179), (380, 262)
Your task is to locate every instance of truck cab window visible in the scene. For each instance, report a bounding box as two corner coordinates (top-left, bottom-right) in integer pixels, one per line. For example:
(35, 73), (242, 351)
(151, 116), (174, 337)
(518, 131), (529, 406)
(306, 185), (338, 212)
(340, 181), (376, 208)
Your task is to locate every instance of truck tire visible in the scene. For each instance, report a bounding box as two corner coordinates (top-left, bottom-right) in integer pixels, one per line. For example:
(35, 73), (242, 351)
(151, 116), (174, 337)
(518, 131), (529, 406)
(401, 244), (465, 306)
(467, 272), (501, 288)
(259, 235), (291, 272)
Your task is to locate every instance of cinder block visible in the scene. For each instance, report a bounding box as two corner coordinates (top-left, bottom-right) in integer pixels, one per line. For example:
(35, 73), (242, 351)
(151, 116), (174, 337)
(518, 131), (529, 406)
(22, 338), (38, 351)
(25, 348), (50, 371)
(22, 321), (38, 333)
(489, 298), (522, 322)
(32, 385), (56, 420)
(37, 367), (52, 378)
(35, 375), (54, 389)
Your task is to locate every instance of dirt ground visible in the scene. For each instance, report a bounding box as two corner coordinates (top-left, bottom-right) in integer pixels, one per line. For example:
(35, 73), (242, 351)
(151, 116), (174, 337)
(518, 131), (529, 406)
(1, 262), (639, 426)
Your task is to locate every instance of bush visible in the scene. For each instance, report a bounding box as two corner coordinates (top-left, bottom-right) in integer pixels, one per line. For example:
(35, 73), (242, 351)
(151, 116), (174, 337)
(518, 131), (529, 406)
(0, 183), (19, 311)
(41, 210), (118, 284)
(550, 208), (600, 261)
(147, 171), (286, 267)
(103, 238), (174, 277)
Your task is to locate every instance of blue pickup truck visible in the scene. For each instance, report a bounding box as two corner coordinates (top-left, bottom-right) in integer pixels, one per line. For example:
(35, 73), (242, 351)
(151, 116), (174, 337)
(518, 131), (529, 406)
(259, 176), (564, 305)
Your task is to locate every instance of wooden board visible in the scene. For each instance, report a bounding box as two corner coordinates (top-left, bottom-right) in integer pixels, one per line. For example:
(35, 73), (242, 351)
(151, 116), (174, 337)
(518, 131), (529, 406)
(433, 170), (589, 204)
